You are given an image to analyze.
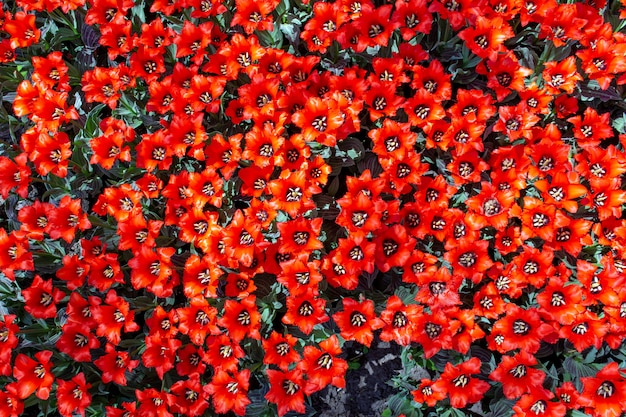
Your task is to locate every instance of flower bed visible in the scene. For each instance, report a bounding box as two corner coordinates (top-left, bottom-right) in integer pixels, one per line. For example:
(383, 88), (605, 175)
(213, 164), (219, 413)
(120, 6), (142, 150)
(1, 0), (626, 416)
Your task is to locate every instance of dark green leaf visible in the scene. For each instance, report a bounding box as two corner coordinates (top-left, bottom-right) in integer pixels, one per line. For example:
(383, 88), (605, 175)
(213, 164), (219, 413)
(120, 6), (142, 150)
(356, 151), (383, 177)
(486, 398), (515, 417)
(577, 82), (622, 103)
(81, 22), (101, 49)
(562, 356), (598, 380)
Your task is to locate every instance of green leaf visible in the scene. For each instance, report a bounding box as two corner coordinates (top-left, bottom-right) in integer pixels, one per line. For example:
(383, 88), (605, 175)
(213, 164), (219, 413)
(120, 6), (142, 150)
(562, 356), (598, 381)
(83, 103), (106, 137)
(613, 113), (626, 134)
(245, 388), (270, 417)
(49, 28), (81, 48)
(486, 398), (515, 417)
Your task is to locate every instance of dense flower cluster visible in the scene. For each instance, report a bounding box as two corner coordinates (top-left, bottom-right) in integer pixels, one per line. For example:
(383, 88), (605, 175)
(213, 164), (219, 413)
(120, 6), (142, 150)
(2, 0), (626, 415)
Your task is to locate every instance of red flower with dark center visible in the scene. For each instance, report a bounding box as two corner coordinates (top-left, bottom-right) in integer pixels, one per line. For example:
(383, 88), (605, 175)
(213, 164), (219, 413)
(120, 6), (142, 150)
(81, 67), (122, 109)
(432, 358), (490, 408)
(447, 150), (490, 185)
(299, 335), (348, 394)
(568, 107), (614, 150)
(262, 331), (302, 371)
(128, 246), (179, 298)
(22, 275), (64, 320)
(465, 182), (516, 231)
(170, 373), (210, 417)
(536, 277), (586, 325)
(579, 362), (626, 417)
(205, 369), (251, 416)
(0, 153), (31, 200)
(165, 113), (209, 159)
(13, 350), (54, 400)
(427, 0), (479, 30)
(555, 381), (581, 410)
(365, 81), (404, 121)
(558, 310), (609, 352)
(178, 208), (220, 253)
(47, 195), (91, 243)
(511, 245), (557, 290)
(177, 296), (220, 346)
(141, 333), (181, 380)
(222, 210), (268, 268)
(203, 334), (246, 372)
(292, 96), (345, 146)
(336, 191), (386, 235)
(90, 117), (134, 168)
(17, 200), (54, 241)
(117, 215), (163, 252)
(577, 37), (626, 90)
(542, 56), (583, 95)
(412, 379), (447, 407)
(479, 52), (532, 101)
(0, 384), (23, 416)
(94, 343), (139, 386)
(493, 103), (541, 141)
(414, 267), (462, 309)
(546, 215), (593, 257)
(283, 291), (329, 335)
(374, 224), (414, 272)
(176, 344), (206, 377)
(449, 307), (486, 354)
(56, 323), (100, 362)
(136, 129), (173, 172)
(444, 239), (493, 284)
(277, 255), (323, 296)
(369, 119), (416, 163)
(135, 388), (174, 417)
(268, 169), (319, 218)
(99, 20), (136, 60)
(584, 178), (626, 221)
(182, 254), (221, 299)
(174, 20), (213, 65)
(472, 281), (507, 320)
(218, 295), (262, 342)
(534, 171), (588, 214)
(512, 388), (567, 417)
(145, 306), (179, 339)
(26, 128), (72, 178)
(575, 145), (626, 190)
(329, 233), (376, 279)
(353, 5), (398, 49)
(265, 369), (306, 416)
(402, 250), (439, 286)
(0, 229), (34, 280)
(488, 304), (557, 354)
(277, 217), (324, 256)
(85, 252), (124, 292)
(301, 2), (348, 53)
(392, 0), (433, 40)
(56, 373), (92, 417)
(203, 133), (242, 180)
(538, 4), (585, 47)
(380, 295), (422, 346)
(458, 15), (513, 61)
(412, 307), (457, 358)
(65, 292), (100, 329)
(489, 350), (547, 399)
(91, 290), (139, 346)
(94, 183), (143, 222)
(412, 59), (453, 102)
(0, 315), (19, 376)
(332, 298), (383, 347)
